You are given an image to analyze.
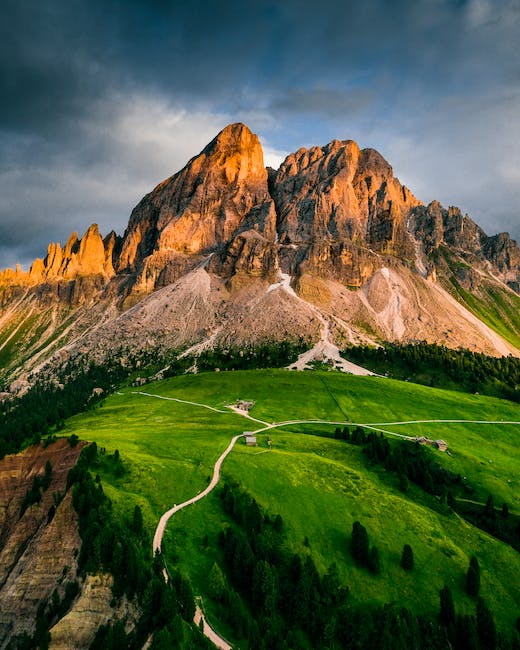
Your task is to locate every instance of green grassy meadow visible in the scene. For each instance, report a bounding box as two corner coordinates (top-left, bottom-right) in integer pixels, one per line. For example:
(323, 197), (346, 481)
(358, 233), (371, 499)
(62, 370), (520, 637)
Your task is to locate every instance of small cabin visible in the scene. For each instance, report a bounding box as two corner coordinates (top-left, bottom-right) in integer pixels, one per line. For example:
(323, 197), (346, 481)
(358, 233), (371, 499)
(245, 436), (257, 447)
(237, 400), (255, 411)
(434, 439), (448, 452)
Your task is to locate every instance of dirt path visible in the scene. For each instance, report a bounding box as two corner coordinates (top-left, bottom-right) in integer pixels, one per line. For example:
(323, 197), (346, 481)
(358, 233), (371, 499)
(194, 602), (232, 650)
(225, 404), (270, 426)
(250, 419), (416, 440)
(362, 419), (520, 426)
(134, 391), (230, 414)
(130, 389), (520, 649)
(152, 430), (247, 554)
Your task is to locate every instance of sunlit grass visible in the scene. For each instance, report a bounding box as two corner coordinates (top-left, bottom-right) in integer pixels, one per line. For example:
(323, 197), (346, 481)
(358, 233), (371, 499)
(62, 369), (520, 634)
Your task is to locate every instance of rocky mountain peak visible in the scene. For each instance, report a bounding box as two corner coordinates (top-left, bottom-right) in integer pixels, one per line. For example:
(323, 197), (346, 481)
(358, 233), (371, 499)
(116, 123), (275, 273)
(1, 123), (519, 370)
(201, 122), (266, 181)
(271, 136), (419, 255)
(0, 224), (116, 290)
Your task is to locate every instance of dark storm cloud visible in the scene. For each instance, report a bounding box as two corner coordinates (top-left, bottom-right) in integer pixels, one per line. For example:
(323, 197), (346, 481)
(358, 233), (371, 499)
(270, 88), (374, 120)
(1, 0), (519, 268)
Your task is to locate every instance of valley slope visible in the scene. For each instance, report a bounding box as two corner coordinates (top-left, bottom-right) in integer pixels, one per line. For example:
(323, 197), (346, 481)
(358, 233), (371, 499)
(62, 370), (520, 646)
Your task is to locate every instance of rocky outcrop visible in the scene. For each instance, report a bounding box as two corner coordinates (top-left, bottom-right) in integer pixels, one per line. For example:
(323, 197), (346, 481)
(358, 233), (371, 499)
(116, 122), (276, 273)
(49, 574), (136, 650)
(482, 232), (520, 291)
(271, 140), (419, 255)
(409, 201), (520, 290)
(0, 225), (118, 289)
(0, 440), (83, 647)
(295, 241), (380, 287)
(409, 201), (484, 255)
(211, 230), (279, 282)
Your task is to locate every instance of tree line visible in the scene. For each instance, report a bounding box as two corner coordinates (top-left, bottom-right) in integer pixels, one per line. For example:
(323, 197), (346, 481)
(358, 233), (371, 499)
(207, 482), (520, 649)
(331, 426), (520, 555)
(343, 342), (520, 402)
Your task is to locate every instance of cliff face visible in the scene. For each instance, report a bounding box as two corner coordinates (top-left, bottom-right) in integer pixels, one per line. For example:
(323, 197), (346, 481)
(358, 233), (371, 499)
(0, 440), (83, 646)
(0, 440), (141, 649)
(117, 123), (276, 272)
(271, 140), (419, 255)
(0, 122), (519, 383)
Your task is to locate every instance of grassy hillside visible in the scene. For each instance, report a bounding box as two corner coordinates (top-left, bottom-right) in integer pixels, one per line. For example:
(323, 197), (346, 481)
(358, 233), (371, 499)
(0, 307), (76, 382)
(62, 370), (520, 642)
(438, 246), (520, 349)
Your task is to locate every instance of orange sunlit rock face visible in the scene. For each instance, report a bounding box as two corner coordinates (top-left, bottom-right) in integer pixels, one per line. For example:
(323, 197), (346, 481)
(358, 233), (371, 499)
(0, 122), (518, 363)
(0, 224), (116, 288)
(117, 122), (276, 268)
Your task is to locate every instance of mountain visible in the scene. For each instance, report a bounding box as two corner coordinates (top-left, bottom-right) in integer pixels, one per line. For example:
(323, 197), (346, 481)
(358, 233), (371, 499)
(1, 123), (519, 388)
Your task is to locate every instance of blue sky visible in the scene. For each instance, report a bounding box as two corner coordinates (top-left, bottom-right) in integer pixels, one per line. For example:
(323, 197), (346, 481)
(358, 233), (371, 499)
(1, 0), (519, 267)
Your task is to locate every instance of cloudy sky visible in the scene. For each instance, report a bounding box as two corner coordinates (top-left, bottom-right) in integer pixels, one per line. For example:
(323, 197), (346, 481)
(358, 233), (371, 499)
(1, 0), (519, 268)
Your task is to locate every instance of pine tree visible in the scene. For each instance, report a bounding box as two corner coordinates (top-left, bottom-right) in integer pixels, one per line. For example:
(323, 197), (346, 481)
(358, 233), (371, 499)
(42, 460), (53, 490)
(151, 627), (173, 650)
(252, 560), (278, 614)
(244, 497), (263, 534)
(447, 491), (456, 509)
(399, 473), (409, 493)
(273, 513), (284, 533)
(484, 494), (495, 519)
(368, 546), (381, 574)
(169, 613), (184, 645)
(455, 615), (479, 650)
(439, 585), (455, 627)
(351, 521), (370, 567)
(208, 562), (226, 602)
(476, 598), (497, 650)
(132, 504), (144, 536)
(171, 571), (195, 622)
(401, 544), (414, 571)
(466, 556), (480, 597)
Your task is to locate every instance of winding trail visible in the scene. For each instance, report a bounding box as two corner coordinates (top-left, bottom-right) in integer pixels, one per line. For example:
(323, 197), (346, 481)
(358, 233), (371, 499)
(265, 271), (375, 374)
(194, 600), (232, 650)
(133, 391), (230, 414)
(152, 429), (247, 555)
(128, 389), (520, 649)
(141, 388), (520, 556)
(139, 386), (520, 558)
